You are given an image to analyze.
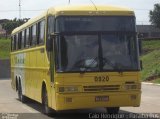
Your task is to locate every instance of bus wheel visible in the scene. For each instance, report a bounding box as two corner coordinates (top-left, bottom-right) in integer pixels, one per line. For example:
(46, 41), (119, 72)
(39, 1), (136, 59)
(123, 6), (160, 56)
(106, 107), (120, 114)
(18, 82), (26, 103)
(42, 88), (52, 115)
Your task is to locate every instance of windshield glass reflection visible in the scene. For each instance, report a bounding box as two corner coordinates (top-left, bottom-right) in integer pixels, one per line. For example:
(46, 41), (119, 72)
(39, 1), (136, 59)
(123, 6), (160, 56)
(56, 35), (99, 72)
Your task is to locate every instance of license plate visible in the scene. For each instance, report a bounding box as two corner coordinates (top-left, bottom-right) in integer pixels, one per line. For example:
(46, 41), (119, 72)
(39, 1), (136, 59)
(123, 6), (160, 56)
(95, 96), (109, 102)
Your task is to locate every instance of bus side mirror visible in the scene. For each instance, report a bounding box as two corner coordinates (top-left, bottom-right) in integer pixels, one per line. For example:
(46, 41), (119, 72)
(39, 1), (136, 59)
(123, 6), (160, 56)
(46, 34), (54, 52)
(138, 38), (142, 55)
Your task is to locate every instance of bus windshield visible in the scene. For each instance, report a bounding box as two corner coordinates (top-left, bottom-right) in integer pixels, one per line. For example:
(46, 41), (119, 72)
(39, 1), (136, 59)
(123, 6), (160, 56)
(55, 16), (139, 72)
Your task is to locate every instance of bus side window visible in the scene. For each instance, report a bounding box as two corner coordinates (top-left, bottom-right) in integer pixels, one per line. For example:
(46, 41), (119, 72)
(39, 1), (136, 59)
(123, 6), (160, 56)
(31, 25), (37, 46)
(21, 30), (25, 49)
(13, 35), (16, 51)
(26, 28), (30, 48)
(18, 32), (22, 50)
(29, 27), (32, 46)
(37, 20), (45, 45)
(48, 16), (55, 35)
(24, 29), (26, 48)
(11, 36), (14, 51)
(16, 34), (19, 50)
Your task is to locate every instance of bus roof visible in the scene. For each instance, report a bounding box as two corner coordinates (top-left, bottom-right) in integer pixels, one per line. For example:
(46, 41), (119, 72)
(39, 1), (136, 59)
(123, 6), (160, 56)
(51, 5), (133, 13)
(12, 5), (134, 34)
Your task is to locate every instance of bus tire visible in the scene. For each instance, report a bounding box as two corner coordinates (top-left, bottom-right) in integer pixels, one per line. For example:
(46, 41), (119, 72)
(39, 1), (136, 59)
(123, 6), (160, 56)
(106, 107), (120, 114)
(18, 81), (26, 103)
(42, 87), (52, 116)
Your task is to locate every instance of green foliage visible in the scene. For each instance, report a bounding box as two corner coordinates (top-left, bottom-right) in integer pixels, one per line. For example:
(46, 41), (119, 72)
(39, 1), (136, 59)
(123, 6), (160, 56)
(0, 19), (9, 24)
(142, 40), (160, 51)
(152, 78), (160, 83)
(2, 18), (29, 35)
(142, 40), (160, 55)
(0, 38), (10, 59)
(141, 50), (160, 80)
(149, 3), (160, 28)
(141, 40), (160, 83)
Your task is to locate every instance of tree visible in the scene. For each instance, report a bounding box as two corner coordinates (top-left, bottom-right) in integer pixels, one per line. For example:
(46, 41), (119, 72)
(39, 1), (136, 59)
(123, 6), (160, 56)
(149, 3), (160, 28)
(2, 18), (30, 36)
(0, 19), (9, 24)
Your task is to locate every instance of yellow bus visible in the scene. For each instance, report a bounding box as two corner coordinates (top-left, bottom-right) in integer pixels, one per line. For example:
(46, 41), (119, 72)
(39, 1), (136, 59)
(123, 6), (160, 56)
(11, 5), (141, 114)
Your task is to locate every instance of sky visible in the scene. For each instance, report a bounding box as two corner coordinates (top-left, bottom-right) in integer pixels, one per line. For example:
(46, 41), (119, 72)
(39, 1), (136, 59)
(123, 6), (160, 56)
(0, 0), (160, 25)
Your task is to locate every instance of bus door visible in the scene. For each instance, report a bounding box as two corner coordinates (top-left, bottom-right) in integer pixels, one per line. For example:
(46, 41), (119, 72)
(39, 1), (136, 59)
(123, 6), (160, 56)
(50, 38), (56, 109)
(47, 16), (56, 109)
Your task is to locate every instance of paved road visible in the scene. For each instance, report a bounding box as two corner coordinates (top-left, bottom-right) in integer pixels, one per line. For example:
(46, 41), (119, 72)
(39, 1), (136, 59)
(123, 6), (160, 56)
(0, 79), (160, 119)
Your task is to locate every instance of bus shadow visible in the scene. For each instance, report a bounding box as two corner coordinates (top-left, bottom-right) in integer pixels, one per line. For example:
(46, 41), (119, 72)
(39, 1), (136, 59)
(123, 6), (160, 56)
(16, 97), (43, 112)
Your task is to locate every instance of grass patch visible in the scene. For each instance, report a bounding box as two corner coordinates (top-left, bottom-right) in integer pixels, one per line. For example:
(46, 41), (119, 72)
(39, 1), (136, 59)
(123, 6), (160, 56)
(143, 40), (160, 51)
(151, 78), (160, 84)
(0, 38), (10, 59)
(141, 40), (160, 84)
(142, 40), (160, 54)
(141, 50), (160, 80)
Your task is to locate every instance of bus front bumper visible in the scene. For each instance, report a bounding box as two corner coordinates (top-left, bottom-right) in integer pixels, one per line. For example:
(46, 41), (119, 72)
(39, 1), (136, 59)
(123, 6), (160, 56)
(55, 91), (141, 111)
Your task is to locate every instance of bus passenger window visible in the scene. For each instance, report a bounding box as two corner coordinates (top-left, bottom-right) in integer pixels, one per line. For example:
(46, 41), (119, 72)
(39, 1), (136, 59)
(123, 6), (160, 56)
(38, 20), (45, 45)
(16, 34), (18, 50)
(24, 29), (26, 48)
(21, 30), (25, 49)
(29, 27), (32, 46)
(18, 32), (22, 49)
(11, 36), (14, 51)
(13, 35), (16, 50)
(32, 25), (37, 46)
(26, 28), (30, 48)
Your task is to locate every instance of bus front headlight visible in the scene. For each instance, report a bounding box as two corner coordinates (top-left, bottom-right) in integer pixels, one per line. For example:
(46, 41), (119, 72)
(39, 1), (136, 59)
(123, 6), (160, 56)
(59, 86), (78, 93)
(124, 83), (141, 90)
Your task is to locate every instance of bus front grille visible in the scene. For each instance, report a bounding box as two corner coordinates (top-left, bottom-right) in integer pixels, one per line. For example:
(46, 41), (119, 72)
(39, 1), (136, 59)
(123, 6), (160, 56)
(83, 85), (120, 92)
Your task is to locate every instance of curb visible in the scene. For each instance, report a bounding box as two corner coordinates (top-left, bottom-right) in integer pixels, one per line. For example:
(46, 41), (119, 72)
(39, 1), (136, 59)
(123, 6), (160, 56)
(142, 82), (160, 86)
